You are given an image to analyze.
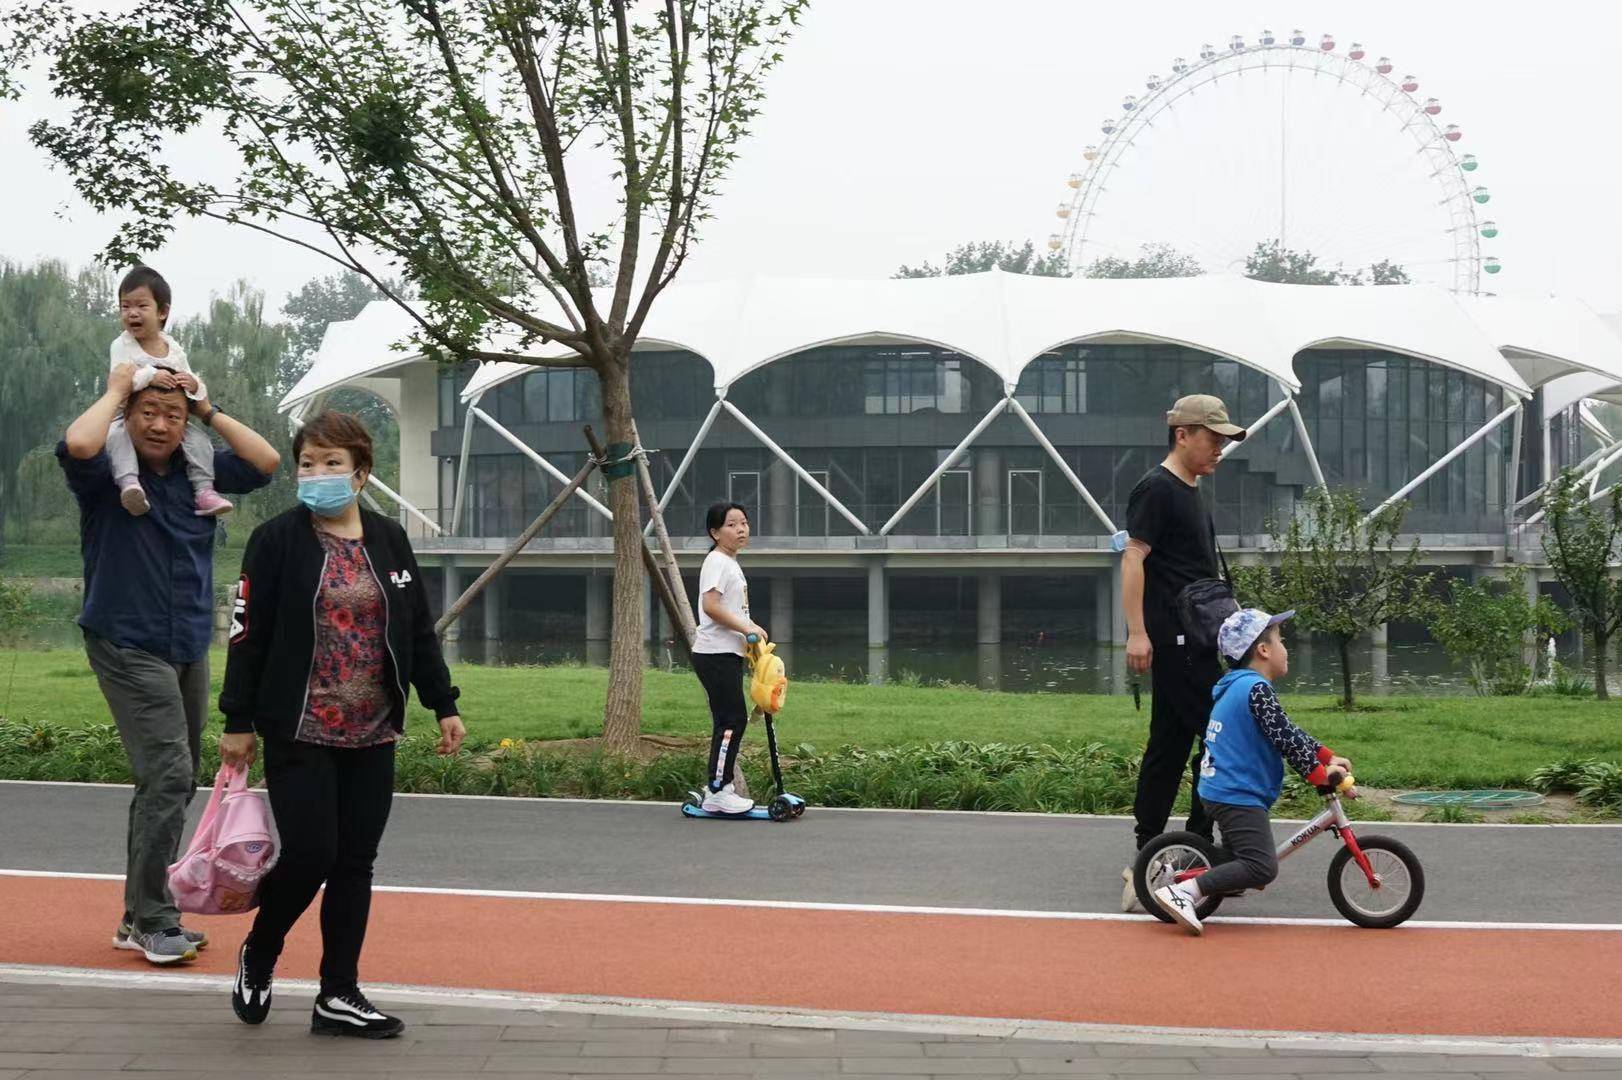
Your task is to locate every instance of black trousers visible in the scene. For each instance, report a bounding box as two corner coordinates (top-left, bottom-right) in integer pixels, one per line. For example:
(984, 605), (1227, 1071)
(692, 652), (748, 793)
(247, 737), (395, 994)
(1133, 639), (1220, 849)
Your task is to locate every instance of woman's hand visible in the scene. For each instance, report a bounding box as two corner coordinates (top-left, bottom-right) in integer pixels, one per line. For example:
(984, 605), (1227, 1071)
(436, 715), (466, 755)
(219, 731), (257, 769)
(744, 623), (768, 642)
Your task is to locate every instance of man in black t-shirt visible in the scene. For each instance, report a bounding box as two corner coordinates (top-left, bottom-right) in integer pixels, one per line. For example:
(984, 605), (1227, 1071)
(1119, 394), (1247, 911)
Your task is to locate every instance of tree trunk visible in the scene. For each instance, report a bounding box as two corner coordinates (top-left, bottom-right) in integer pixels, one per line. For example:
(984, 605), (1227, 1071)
(1596, 634), (1611, 701)
(598, 356), (645, 751)
(1338, 635), (1355, 711)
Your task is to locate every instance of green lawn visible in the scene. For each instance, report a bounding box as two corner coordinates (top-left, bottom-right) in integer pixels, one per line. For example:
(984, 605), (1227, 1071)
(1, 647), (1615, 790)
(0, 544), (84, 578)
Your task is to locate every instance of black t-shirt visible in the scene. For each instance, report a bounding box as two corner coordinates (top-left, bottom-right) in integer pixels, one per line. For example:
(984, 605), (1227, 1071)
(1125, 465), (1218, 645)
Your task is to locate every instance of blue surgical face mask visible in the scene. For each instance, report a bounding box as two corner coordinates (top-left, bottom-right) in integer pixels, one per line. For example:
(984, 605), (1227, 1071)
(298, 471), (358, 517)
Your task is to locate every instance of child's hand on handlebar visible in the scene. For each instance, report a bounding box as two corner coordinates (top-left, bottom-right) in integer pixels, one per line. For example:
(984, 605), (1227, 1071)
(1328, 755), (1353, 776)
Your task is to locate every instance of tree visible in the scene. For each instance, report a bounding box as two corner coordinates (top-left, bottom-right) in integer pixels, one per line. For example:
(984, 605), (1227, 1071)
(1425, 565), (1567, 696)
(1541, 469), (1622, 700)
(1084, 243), (1202, 279)
(895, 240), (1069, 279)
(1243, 240), (1410, 287)
(6, 0), (805, 749)
(1233, 487), (1434, 710)
(176, 282), (297, 528)
(0, 262), (117, 551)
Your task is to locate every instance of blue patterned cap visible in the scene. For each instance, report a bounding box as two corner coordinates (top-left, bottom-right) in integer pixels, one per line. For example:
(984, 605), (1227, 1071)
(1218, 607), (1296, 662)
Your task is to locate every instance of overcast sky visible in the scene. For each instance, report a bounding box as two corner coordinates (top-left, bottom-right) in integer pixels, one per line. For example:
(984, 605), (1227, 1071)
(2, 0), (1614, 324)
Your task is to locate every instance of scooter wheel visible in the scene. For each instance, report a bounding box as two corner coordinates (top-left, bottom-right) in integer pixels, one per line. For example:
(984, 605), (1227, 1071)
(682, 791), (702, 810)
(768, 795), (793, 822)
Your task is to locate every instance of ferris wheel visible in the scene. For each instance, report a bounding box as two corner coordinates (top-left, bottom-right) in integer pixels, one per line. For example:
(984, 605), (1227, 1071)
(1051, 30), (1500, 294)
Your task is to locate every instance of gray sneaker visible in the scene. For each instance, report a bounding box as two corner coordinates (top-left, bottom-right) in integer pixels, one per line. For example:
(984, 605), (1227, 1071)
(115, 920), (207, 952)
(120, 926), (198, 965)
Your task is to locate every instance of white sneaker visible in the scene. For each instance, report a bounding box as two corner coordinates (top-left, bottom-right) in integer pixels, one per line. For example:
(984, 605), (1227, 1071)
(701, 783), (755, 815)
(1152, 884), (1204, 936)
(1121, 866), (1142, 913)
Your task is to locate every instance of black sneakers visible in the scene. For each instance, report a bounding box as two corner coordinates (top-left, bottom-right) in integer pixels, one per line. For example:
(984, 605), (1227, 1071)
(230, 942), (274, 1025)
(311, 988), (405, 1039)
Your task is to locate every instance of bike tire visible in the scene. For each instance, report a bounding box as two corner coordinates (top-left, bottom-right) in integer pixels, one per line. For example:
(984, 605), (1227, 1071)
(1327, 834), (1425, 928)
(1133, 831), (1225, 924)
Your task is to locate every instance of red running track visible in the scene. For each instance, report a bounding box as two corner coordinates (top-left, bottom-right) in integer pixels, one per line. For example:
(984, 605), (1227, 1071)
(3, 875), (1617, 1040)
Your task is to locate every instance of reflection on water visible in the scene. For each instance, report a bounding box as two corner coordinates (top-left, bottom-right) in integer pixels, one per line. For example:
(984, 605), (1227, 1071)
(446, 633), (1603, 697)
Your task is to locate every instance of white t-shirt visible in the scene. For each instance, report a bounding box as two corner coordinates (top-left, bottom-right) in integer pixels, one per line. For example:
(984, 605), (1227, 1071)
(693, 549), (750, 656)
(110, 331), (207, 400)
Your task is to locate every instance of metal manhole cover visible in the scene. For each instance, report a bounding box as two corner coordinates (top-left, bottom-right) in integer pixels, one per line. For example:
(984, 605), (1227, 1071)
(1391, 790), (1544, 809)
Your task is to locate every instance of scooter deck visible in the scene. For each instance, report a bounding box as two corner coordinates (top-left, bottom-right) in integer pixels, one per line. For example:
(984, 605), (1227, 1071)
(680, 803), (775, 821)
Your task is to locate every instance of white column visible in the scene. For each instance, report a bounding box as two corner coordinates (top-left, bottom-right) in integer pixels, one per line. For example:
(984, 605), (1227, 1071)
(770, 575), (794, 644)
(482, 569), (504, 642)
(1110, 561), (1126, 645)
(867, 562), (888, 647)
(975, 449), (1003, 537)
(586, 574), (610, 642)
(977, 573), (1001, 645)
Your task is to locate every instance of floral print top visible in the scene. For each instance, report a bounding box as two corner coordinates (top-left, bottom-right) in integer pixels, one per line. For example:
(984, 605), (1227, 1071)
(297, 530), (396, 748)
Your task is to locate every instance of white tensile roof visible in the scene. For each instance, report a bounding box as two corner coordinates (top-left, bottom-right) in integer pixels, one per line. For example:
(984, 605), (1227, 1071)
(281, 272), (1622, 413)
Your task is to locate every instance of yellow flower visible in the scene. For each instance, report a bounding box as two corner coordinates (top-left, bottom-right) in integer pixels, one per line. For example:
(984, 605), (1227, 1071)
(499, 738), (514, 749)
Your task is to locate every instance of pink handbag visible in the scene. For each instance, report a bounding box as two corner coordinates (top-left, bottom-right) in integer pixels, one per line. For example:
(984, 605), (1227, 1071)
(167, 765), (277, 914)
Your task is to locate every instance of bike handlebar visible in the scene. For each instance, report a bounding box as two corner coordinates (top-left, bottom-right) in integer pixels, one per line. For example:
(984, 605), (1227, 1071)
(1316, 771), (1358, 797)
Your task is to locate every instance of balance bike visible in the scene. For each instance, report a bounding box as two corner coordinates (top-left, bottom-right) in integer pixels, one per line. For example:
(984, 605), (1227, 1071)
(1132, 774), (1425, 928)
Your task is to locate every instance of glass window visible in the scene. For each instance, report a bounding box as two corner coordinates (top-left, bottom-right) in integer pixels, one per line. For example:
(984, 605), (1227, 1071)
(1366, 360), (1387, 420)
(548, 369), (575, 422)
(523, 371), (547, 421)
(864, 360), (884, 415)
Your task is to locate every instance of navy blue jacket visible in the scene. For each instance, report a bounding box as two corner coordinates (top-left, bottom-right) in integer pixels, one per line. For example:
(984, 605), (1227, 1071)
(57, 441), (272, 663)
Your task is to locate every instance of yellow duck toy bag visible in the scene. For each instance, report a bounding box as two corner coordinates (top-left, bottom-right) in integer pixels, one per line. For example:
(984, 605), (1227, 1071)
(747, 638), (787, 714)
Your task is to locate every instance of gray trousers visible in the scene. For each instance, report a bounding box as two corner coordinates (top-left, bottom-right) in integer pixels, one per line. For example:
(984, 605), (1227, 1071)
(84, 633), (208, 932)
(107, 416), (215, 488)
(1196, 801), (1280, 896)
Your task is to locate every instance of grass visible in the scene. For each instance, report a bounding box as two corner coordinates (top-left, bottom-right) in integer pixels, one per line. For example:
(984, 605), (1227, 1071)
(2, 647), (1620, 792)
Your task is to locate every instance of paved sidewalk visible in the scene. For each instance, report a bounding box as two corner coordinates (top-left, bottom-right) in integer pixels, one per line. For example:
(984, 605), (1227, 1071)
(2, 979), (1619, 1079)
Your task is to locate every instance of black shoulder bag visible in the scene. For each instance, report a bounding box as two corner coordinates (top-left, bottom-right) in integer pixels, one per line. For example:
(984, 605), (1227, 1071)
(1174, 512), (1238, 651)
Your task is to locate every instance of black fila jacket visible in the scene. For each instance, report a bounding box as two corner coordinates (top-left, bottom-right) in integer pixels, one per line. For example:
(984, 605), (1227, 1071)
(219, 505), (460, 739)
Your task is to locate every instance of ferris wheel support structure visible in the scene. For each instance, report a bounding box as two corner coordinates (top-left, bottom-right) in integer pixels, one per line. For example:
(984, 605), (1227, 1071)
(1054, 36), (1498, 294)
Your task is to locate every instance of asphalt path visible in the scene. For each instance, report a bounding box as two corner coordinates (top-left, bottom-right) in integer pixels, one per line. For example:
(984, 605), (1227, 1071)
(3, 780), (1617, 924)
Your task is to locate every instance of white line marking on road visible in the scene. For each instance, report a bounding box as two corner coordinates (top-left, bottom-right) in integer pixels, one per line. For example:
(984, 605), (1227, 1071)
(5, 868), (1619, 932)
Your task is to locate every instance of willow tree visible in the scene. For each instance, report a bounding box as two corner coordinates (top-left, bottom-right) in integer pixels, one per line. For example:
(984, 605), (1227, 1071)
(4, 0), (805, 746)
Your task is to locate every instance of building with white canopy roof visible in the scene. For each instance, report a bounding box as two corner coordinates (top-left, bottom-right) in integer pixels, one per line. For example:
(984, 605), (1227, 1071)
(280, 272), (1622, 660)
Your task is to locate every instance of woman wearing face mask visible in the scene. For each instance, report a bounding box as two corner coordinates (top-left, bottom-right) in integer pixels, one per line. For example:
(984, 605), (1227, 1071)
(217, 411), (463, 1039)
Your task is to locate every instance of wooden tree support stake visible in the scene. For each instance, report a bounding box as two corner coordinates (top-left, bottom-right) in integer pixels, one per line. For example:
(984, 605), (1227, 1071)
(583, 426), (695, 659)
(434, 454), (598, 638)
(629, 419), (698, 643)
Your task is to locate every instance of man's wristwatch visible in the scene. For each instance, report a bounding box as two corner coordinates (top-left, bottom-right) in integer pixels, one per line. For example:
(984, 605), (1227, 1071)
(202, 404), (224, 427)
